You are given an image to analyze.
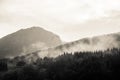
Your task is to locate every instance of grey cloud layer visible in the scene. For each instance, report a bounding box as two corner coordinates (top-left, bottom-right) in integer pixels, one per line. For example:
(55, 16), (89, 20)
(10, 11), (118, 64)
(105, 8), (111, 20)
(0, 0), (120, 41)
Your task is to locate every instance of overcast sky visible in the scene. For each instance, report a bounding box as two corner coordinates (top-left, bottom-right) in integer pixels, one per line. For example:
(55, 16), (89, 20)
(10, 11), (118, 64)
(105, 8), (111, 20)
(0, 0), (120, 42)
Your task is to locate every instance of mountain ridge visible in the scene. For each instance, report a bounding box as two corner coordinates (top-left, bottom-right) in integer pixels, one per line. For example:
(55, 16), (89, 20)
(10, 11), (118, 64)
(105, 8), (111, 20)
(0, 27), (62, 58)
(23, 32), (120, 60)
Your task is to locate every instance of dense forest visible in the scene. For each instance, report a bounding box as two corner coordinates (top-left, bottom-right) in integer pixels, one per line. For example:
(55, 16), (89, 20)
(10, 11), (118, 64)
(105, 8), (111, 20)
(0, 48), (120, 80)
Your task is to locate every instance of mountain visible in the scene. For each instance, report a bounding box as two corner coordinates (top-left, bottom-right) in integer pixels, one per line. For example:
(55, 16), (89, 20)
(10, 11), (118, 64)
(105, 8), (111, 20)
(23, 32), (120, 61)
(0, 27), (62, 58)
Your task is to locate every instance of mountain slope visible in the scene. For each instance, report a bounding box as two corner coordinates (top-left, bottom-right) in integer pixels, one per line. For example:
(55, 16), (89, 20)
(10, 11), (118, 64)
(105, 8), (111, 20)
(28, 32), (120, 59)
(0, 27), (62, 58)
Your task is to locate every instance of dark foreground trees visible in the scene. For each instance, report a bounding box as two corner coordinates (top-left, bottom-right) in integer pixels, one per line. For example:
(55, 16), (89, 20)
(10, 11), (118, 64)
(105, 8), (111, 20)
(0, 48), (120, 80)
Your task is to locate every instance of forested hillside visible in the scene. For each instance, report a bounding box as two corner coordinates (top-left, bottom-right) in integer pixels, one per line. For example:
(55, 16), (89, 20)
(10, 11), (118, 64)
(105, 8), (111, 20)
(0, 48), (120, 80)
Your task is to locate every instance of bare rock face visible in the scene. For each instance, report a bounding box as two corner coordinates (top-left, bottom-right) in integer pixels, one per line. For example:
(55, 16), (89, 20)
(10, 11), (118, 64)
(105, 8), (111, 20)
(0, 27), (62, 58)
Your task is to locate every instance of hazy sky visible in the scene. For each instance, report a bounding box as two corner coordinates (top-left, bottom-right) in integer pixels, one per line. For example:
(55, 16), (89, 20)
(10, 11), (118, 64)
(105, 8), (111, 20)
(0, 0), (120, 42)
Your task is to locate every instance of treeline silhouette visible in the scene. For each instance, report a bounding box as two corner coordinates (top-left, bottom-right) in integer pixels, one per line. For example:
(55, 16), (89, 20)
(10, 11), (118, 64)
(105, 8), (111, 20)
(0, 48), (120, 80)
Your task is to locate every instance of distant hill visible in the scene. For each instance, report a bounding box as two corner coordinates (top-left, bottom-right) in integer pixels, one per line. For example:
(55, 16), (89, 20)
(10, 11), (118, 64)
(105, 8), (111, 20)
(26, 32), (120, 59)
(0, 27), (62, 58)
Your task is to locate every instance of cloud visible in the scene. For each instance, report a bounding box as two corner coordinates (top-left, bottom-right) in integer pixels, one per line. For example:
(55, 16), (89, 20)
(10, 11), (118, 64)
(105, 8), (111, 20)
(1, 0), (120, 23)
(59, 11), (120, 41)
(0, 0), (120, 41)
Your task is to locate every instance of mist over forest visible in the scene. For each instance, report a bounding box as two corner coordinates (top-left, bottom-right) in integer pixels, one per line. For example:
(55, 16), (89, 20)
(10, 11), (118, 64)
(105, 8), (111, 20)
(0, 27), (120, 80)
(1, 48), (120, 80)
(0, 0), (120, 80)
